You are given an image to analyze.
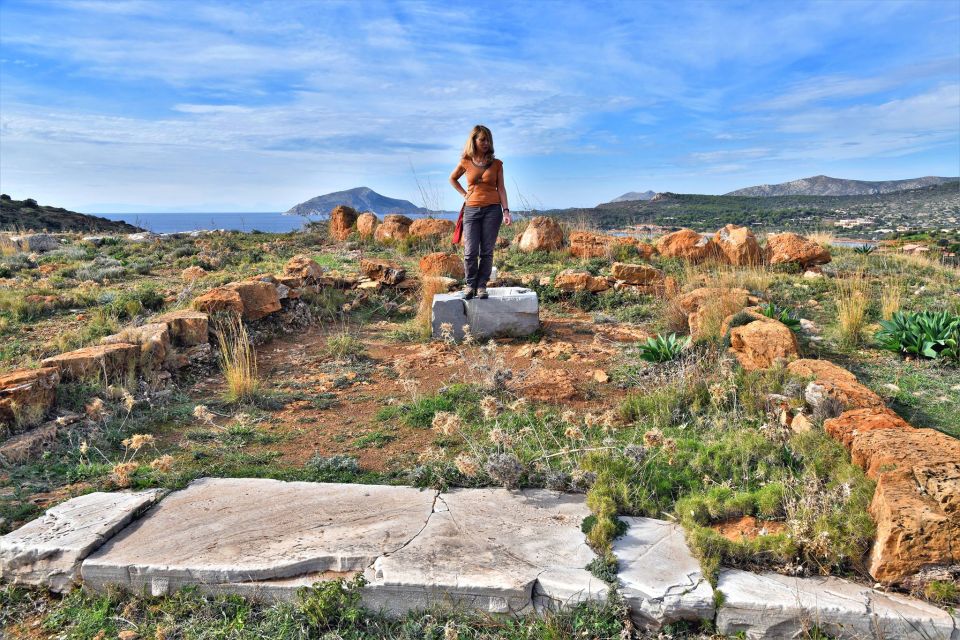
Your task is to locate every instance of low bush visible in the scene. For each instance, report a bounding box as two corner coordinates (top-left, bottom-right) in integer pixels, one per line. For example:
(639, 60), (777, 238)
(875, 310), (960, 364)
(758, 301), (801, 331)
(637, 333), (690, 363)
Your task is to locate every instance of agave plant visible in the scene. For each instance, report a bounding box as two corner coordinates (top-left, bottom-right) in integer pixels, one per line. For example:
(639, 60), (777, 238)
(875, 310), (960, 364)
(853, 244), (876, 255)
(759, 301), (802, 332)
(637, 333), (691, 363)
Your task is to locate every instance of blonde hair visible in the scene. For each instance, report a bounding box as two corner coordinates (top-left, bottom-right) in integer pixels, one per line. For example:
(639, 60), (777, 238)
(461, 125), (495, 163)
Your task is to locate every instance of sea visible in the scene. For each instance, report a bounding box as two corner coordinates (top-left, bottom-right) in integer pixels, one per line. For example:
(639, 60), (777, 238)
(98, 211), (460, 234)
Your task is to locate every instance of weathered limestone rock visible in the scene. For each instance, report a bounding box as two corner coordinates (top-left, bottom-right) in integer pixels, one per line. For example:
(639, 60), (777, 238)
(356, 212), (378, 238)
(655, 229), (720, 262)
(181, 265), (206, 281)
(676, 287), (750, 316)
(823, 407), (911, 448)
(41, 343), (139, 382)
(848, 427), (960, 482)
(729, 320), (799, 371)
(82, 478), (436, 595)
(786, 358), (858, 385)
(0, 490), (164, 592)
(153, 310), (209, 346)
(101, 323), (171, 374)
(787, 358), (884, 412)
(419, 252), (464, 279)
(519, 368), (578, 401)
(360, 258), (406, 285)
(409, 218), (454, 239)
(720, 307), (773, 337)
(224, 281), (282, 321)
(716, 568), (958, 640)
(764, 232), (831, 268)
(373, 214), (413, 243)
(0, 367), (59, 430)
(10, 233), (59, 253)
(553, 269), (610, 292)
(915, 462), (960, 521)
(568, 231), (614, 258)
(611, 262), (664, 286)
(283, 255), (324, 284)
(432, 288), (539, 341)
(516, 216), (564, 252)
(329, 205), (358, 241)
(192, 287), (244, 316)
(365, 488), (602, 615)
(713, 224), (762, 266)
(613, 517), (714, 630)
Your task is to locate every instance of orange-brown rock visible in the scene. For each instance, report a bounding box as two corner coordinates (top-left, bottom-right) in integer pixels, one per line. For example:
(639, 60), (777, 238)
(418, 252), (464, 279)
(373, 214), (413, 243)
(409, 218), (454, 239)
(41, 343), (139, 382)
(516, 216), (564, 252)
(848, 427), (960, 480)
(153, 309), (209, 346)
(192, 287), (244, 316)
(611, 262), (664, 285)
(786, 358), (884, 410)
(676, 287), (750, 316)
(868, 468), (960, 584)
(181, 266), (206, 281)
(223, 281), (282, 321)
(356, 212), (378, 238)
(553, 269), (610, 292)
(567, 231), (636, 259)
(764, 232), (831, 268)
(915, 462), (960, 521)
(786, 358), (858, 385)
(101, 323), (171, 373)
(520, 368), (578, 401)
(655, 228), (720, 262)
(0, 367), (59, 429)
(360, 258), (406, 285)
(719, 307), (772, 336)
(328, 205), (358, 241)
(632, 241), (658, 260)
(713, 224), (762, 266)
(823, 407), (912, 449)
(283, 255), (323, 284)
(728, 320), (799, 371)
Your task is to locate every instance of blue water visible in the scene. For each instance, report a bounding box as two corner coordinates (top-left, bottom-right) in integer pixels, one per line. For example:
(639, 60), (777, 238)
(98, 211), (460, 234)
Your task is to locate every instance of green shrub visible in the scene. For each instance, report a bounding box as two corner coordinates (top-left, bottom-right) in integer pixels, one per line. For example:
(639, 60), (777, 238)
(758, 301), (801, 331)
(637, 333), (690, 363)
(297, 574), (367, 632)
(875, 310), (960, 364)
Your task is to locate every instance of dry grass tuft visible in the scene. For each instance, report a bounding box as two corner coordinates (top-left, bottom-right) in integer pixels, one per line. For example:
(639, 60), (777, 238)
(835, 271), (869, 347)
(807, 229), (836, 247)
(213, 312), (260, 402)
(696, 289), (749, 342)
(880, 274), (903, 320)
(416, 277), (451, 337)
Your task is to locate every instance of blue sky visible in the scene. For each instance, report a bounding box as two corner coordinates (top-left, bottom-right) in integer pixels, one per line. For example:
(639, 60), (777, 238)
(1, 0), (958, 212)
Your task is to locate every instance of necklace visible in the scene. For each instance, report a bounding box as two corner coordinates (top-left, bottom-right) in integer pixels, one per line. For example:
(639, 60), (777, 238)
(471, 157), (489, 169)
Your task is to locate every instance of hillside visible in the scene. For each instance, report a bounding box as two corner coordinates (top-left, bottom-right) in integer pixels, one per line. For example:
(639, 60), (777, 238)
(286, 187), (430, 217)
(0, 194), (144, 232)
(542, 181), (960, 236)
(605, 190), (656, 204)
(726, 174), (957, 197)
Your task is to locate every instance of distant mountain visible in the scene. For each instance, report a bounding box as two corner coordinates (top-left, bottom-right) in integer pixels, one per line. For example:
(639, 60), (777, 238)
(285, 187), (431, 217)
(606, 190), (656, 204)
(0, 194), (145, 233)
(726, 175), (957, 197)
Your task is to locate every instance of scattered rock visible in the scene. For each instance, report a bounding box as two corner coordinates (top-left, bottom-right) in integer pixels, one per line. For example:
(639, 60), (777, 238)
(764, 232), (831, 268)
(0, 489), (165, 592)
(553, 270), (610, 292)
(728, 320), (799, 371)
(520, 368), (577, 401)
(283, 255), (324, 284)
(0, 420), (60, 463)
(361, 258), (406, 285)
(329, 205), (358, 241)
(192, 287), (244, 316)
(611, 262), (664, 286)
(789, 412), (813, 434)
(409, 218), (454, 239)
(713, 224), (762, 266)
(593, 370), (609, 384)
(356, 212), (378, 238)
(41, 343), (139, 382)
(676, 287), (750, 316)
(719, 307), (772, 337)
(823, 407), (911, 448)
(613, 517), (715, 630)
(0, 367), (59, 430)
(515, 216), (564, 252)
(418, 252), (464, 279)
(181, 266), (206, 281)
(373, 214), (413, 243)
(224, 281), (282, 321)
(10, 233), (59, 253)
(153, 310), (209, 346)
(655, 229), (720, 262)
(101, 323), (171, 374)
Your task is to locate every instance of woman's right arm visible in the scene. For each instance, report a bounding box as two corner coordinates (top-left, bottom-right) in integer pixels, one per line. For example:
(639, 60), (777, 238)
(449, 164), (467, 199)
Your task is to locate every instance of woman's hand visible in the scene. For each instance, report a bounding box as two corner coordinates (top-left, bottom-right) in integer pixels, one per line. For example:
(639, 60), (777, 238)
(503, 209), (512, 226)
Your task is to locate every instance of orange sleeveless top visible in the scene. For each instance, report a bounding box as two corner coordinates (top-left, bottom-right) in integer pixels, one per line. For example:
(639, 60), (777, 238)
(460, 158), (502, 207)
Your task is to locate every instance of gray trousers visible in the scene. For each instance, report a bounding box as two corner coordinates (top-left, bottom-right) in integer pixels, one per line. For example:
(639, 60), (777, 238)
(462, 203), (503, 289)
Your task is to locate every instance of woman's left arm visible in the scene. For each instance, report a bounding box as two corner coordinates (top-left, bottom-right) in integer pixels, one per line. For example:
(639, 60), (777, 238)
(498, 161), (511, 226)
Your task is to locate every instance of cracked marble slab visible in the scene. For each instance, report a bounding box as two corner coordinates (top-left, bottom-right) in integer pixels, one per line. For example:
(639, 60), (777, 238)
(612, 516), (715, 629)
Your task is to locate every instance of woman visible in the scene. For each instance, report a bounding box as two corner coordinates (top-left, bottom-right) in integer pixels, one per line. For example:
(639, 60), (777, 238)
(449, 124), (511, 299)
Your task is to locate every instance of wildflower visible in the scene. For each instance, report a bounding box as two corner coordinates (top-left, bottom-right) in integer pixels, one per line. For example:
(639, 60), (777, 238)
(583, 412), (600, 429)
(489, 427), (514, 447)
(709, 382), (729, 406)
(564, 425), (584, 440)
(85, 397), (107, 421)
(111, 461), (139, 487)
(454, 453), (480, 478)
(484, 452), (523, 488)
(193, 404), (215, 424)
(643, 428), (664, 448)
(79, 440), (89, 456)
(121, 391), (136, 413)
(560, 410), (578, 425)
(431, 411), (462, 436)
(508, 397), (529, 412)
(462, 325), (474, 345)
(480, 395), (500, 420)
(663, 437), (678, 464)
(150, 455), (174, 473)
(122, 433), (155, 451)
